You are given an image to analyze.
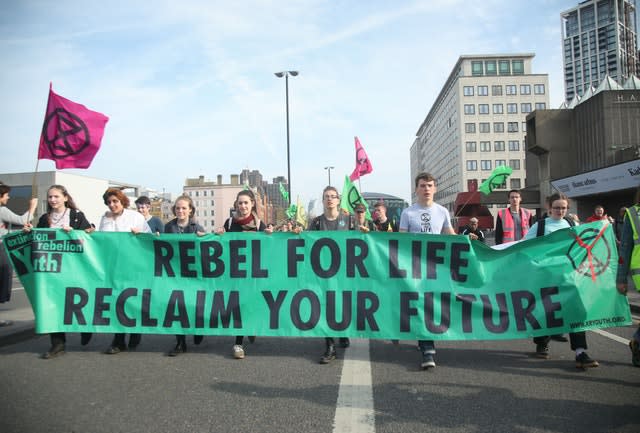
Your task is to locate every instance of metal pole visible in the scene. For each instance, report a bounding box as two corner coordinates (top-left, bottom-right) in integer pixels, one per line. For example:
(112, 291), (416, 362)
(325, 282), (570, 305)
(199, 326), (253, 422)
(285, 74), (291, 207)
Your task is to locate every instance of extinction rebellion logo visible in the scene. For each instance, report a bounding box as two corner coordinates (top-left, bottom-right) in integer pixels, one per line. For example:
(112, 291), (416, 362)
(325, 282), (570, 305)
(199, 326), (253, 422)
(41, 108), (91, 159)
(4, 230), (85, 276)
(566, 226), (611, 280)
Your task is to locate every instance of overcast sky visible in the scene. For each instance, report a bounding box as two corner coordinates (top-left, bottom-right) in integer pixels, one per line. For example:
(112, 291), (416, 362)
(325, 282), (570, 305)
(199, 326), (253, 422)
(1, 0), (585, 205)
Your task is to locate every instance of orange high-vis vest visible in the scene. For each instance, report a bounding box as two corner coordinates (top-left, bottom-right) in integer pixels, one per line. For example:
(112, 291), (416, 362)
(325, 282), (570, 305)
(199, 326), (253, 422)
(498, 207), (532, 242)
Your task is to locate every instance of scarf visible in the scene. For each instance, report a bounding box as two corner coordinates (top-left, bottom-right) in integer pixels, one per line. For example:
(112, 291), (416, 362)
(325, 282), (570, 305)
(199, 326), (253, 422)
(233, 212), (259, 231)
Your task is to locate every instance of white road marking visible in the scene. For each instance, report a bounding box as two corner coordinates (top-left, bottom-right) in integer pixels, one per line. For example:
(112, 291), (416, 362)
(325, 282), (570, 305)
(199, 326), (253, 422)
(333, 338), (375, 433)
(591, 328), (631, 344)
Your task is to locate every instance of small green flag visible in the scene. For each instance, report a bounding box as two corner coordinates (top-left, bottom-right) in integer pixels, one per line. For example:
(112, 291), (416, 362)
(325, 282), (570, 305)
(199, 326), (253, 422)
(340, 175), (372, 220)
(279, 182), (289, 202)
(285, 204), (297, 219)
(479, 166), (513, 195)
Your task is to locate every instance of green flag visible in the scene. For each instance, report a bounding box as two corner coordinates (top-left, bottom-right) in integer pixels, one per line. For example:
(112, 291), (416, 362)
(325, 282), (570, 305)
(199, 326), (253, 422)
(279, 182), (289, 202)
(340, 175), (371, 220)
(479, 165), (513, 195)
(285, 203), (297, 219)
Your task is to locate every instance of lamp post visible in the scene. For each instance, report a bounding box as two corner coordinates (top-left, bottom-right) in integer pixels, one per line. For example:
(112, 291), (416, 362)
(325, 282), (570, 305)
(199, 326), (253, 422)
(324, 166), (334, 186)
(274, 70), (298, 206)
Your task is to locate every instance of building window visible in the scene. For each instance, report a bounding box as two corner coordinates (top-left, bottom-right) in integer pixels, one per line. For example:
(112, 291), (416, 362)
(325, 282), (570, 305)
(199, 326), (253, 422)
(478, 85), (489, 96)
(507, 122), (519, 133)
(499, 60), (511, 75)
(211, 220), (215, 227)
(464, 104), (475, 115)
(478, 104), (489, 114)
(472, 61), (483, 76)
(211, 200), (215, 205)
(466, 160), (478, 171)
(509, 159), (521, 170)
(493, 122), (504, 133)
(485, 60), (497, 75)
(506, 85), (517, 95)
(520, 84), (531, 95)
(522, 122), (527, 132)
(492, 85), (503, 96)
(535, 102), (546, 110)
(512, 60), (524, 74)
(495, 141), (505, 151)
(521, 103), (532, 113)
(465, 141), (477, 152)
(463, 86), (474, 96)
(480, 141), (491, 152)
(195, 191), (199, 197)
(493, 103), (503, 114)
(508, 140), (520, 151)
(479, 122), (490, 133)
(203, 190), (207, 196)
(496, 159), (506, 166)
(534, 84), (545, 94)
(481, 160), (492, 171)
(510, 178), (521, 189)
(465, 123), (476, 133)
(507, 103), (518, 114)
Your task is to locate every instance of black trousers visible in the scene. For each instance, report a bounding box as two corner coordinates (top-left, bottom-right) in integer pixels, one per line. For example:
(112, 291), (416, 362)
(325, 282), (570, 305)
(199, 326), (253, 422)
(112, 333), (141, 348)
(50, 332), (92, 346)
(534, 331), (587, 351)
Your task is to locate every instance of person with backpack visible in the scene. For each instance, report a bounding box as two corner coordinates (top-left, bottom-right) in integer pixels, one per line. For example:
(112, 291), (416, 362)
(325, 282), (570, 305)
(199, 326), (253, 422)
(522, 193), (599, 369)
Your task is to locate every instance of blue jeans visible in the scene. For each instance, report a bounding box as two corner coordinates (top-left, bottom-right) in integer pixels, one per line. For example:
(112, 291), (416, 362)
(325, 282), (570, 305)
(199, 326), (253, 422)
(418, 340), (435, 354)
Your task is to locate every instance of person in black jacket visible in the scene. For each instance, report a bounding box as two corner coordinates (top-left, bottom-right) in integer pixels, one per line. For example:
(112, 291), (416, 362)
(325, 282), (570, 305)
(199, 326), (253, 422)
(215, 190), (272, 359)
(164, 195), (205, 356)
(24, 185), (94, 359)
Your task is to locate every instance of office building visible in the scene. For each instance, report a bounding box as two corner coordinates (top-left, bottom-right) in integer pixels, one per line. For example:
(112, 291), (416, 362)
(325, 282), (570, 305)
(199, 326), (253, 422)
(561, 0), (639, 102)
(410, 54), (549, 213)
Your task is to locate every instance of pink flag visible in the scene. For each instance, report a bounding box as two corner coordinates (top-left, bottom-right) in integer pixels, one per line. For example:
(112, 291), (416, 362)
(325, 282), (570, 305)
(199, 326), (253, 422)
(349, 136), (373, 181)
(38, 84), (109, 169)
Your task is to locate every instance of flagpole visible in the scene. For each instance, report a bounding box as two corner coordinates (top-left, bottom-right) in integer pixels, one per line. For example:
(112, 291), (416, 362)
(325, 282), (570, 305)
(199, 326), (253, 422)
(29, 159), (40, 222)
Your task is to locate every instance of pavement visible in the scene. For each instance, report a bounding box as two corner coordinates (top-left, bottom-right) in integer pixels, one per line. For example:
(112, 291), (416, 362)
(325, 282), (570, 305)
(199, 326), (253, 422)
(1, 275), (639, 347)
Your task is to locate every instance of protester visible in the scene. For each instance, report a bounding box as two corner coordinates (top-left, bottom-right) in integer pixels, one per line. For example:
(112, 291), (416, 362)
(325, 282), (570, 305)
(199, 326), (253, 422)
(399, 173), (456, 370)
(460, 217), (485, 242)
(24, 185), (94, 358)
(614, 206), (627, 246)
(135, 196), (164, 234)
(523, 193), (598, 368)
(99, 188), (151, 354)
(585, 204), (614, 223)
(215, 190), (272, 359)
(309, 186), (353, 364)
(372, 201), (396, 232)
(616, 189), (640, 367)
(353, 203), (375, 232)
(0, 182), (37, 327)
(495, 189), (534, 245)
(164, 195), (206, 356)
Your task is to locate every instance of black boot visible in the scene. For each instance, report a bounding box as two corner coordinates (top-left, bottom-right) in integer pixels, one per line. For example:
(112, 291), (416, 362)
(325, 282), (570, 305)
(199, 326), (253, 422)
(42, 343), (65, 359)
(193, 335), (203, 345)
(169, 341), (187, 357)
(339, 337), (350, 348)
(319, 344), (336, 364)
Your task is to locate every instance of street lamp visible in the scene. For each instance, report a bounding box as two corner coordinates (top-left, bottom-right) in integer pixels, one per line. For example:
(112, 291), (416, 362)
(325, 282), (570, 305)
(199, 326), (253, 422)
(274, 70), (298, 206)
(324, 166), (334, 186)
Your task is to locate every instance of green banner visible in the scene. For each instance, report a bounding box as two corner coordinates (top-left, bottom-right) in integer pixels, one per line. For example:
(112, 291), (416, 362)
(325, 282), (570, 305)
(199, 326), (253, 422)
(3, 220), (630, 340)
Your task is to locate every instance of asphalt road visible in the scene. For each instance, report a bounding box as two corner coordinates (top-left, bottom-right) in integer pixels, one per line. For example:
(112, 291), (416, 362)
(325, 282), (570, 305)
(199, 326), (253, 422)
(1, 322), (639, 433)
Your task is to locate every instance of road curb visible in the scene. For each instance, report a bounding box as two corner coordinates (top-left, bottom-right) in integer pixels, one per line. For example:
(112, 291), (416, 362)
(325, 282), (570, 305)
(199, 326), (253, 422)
(0, 324), (36, 347)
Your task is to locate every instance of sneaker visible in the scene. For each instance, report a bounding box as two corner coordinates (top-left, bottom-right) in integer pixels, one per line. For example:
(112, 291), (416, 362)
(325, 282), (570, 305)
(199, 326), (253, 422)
(421, 353), (436, 370)
(339, 337), (350, 348)
(575, 352), (599, 368)
(319, 345), (336, 364)
(629, 339), (640, 367)
(535, 344), (550, 359)
(42, 343), (65, 359)
(169, 343), (187, 357)
(232, 344), (245, 359)
(104, 344), (126, 355)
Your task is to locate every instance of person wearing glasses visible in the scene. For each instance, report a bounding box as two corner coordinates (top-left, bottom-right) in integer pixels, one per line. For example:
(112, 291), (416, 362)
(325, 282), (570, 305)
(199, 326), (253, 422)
(523, 193), (598, 369)
(309, 186), (353, 364)
(353, 203), (375, 232)
(135, 196), (164, 235)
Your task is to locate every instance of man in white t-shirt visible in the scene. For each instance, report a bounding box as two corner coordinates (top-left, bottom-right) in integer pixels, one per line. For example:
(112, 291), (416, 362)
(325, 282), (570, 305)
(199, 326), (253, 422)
(400, 172), (455, 370)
